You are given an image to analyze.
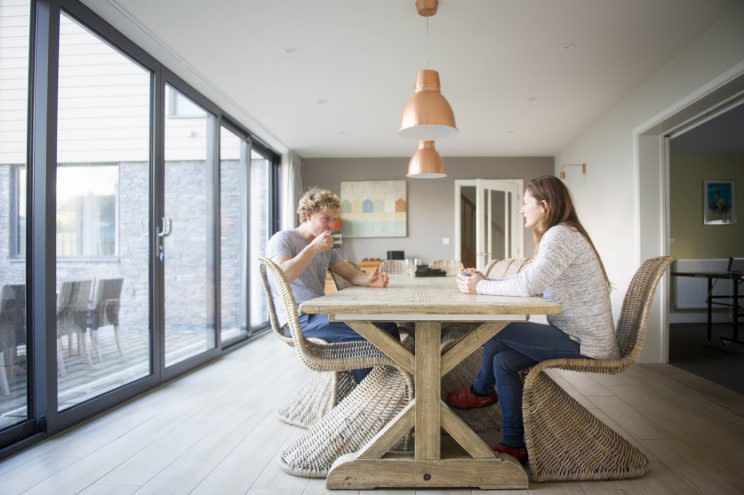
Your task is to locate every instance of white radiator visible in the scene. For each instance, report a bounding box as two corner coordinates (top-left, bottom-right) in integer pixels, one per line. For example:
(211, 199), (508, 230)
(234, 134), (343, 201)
(673, 258), (731, 309)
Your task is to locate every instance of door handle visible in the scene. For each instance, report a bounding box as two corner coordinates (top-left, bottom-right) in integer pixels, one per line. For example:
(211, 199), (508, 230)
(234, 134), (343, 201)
(157, 217), (172, 238)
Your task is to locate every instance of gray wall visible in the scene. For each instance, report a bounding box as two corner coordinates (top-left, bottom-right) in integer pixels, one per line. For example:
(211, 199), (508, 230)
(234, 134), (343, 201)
(302, 157), (554, 263)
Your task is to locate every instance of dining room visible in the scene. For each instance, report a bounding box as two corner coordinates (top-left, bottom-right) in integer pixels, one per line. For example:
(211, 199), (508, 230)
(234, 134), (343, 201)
(1, 0), (743, 493)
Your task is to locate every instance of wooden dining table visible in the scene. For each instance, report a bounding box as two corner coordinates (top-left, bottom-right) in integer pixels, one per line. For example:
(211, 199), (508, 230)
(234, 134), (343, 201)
(299, 275), (561, 490)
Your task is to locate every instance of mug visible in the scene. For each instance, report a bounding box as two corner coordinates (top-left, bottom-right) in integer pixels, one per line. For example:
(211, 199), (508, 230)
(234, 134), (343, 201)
(329, 230), (342, 248)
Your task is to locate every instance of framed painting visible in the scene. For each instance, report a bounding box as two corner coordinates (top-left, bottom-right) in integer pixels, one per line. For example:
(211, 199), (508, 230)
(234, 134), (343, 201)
(340, 180), (407, 237)
(703, 180), (735, 224)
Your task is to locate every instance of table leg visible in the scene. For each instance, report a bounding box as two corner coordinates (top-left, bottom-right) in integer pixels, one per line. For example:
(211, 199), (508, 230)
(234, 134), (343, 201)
(325, 320), (528, 490)
(707, 276), (713, 342)
(733, 278), (739, 342)
(415, 322), (440, 460)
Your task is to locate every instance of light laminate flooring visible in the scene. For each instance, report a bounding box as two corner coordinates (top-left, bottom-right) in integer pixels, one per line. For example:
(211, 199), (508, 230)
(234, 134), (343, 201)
(1, 332), (743, 494)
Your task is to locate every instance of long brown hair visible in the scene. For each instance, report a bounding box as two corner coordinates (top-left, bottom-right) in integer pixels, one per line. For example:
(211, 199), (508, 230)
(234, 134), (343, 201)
(526, 176), (611, 288)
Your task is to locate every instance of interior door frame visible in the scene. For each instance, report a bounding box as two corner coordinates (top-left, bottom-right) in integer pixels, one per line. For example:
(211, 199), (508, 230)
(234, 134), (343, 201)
(454, 179), (524, 270)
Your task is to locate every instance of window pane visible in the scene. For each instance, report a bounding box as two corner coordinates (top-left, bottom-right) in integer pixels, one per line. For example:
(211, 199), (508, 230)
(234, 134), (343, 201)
(57, 166), (118, 258)
(56, 13), (151, 410)
(219, 127), (249, 341)
(249, 150), (270, 328)
(0, 0), (30, 431)
(164, 85), (215, 366)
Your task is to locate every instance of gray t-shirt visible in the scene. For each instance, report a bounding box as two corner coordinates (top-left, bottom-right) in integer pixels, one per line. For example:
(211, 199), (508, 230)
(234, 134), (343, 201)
(266, 229), (340, 327)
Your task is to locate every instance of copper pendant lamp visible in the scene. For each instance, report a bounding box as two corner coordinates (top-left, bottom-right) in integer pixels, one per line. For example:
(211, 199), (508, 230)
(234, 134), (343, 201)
(407, 140), (446, 178)
(399, 0), (457, 140)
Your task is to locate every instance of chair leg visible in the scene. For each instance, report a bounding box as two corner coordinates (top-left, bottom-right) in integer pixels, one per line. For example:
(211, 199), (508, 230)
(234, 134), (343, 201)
(113, 324), (123, 357)
(80, 330), (94, 366)
(0, 351), (10, 396)
(276, 370), (354, 429)
(523, 372), (648, 481)
(89, 328), (102, 362)
(279, 365), (412, 478)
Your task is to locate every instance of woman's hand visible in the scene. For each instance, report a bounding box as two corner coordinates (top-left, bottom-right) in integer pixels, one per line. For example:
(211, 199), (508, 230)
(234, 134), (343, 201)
(456, 268), (485, 294)
(365, 267), (389, 288)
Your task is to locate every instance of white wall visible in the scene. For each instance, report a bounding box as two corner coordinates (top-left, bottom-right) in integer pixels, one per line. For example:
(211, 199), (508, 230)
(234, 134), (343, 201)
(556, 2), (744, 362)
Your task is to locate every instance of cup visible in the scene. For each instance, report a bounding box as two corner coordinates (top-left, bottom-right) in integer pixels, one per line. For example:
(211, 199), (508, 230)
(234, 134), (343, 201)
(330, 230), (342, 248)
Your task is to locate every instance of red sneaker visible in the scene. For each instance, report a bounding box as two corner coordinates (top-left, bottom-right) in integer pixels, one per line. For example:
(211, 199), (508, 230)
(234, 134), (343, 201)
(492, 443), (528, 464)
(446, 385), (498, 410)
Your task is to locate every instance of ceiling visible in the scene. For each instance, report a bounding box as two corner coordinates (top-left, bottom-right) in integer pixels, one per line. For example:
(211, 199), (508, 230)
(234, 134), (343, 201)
(85, 0), (734, 158)
(671, 100), (744, 156)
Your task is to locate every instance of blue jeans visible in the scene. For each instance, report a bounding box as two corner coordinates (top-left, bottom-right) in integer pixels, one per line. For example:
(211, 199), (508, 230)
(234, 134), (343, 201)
(299, 313), (400, 383)
(472, 322), (583, 448)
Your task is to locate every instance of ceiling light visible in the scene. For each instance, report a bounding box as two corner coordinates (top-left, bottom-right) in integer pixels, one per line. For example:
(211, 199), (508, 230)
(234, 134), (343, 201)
(407, 140), (446, 178)
(399, 0), (457, 140)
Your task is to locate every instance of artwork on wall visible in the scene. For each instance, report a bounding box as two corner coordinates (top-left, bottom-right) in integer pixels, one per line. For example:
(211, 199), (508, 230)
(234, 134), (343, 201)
(703, 180), (736, 224)
(340, 180), (407, 237)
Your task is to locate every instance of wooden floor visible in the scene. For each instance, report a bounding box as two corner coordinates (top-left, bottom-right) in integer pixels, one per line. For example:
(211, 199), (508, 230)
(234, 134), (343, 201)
(1, 332), (743, 494)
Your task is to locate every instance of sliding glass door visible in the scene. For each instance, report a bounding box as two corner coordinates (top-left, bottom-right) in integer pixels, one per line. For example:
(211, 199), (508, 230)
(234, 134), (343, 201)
(0, 0), (30, 431)
(163, 84), (216, 366)
(55, 12), (152, 410)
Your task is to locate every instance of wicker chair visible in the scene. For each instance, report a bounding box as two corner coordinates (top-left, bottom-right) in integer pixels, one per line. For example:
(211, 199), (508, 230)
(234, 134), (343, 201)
(258, 259), (355, 429)
(430, 258), (464, 275)
(484, 257), (530, 278)
(378, 260), (408, 275)
(522, 256), (675, 482)
(257, 257), (413, 477)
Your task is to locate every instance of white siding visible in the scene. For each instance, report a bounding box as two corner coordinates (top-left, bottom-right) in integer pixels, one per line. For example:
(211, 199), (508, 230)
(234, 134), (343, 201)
(1, 4), (242, 165)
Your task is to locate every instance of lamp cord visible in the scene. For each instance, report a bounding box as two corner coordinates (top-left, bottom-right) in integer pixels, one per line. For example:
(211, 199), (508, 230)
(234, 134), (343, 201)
(425, 16), (430, 68)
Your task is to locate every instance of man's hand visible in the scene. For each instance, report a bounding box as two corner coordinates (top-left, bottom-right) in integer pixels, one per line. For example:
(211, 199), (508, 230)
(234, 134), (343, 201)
(308, 230), (334, 253)
(365, 267), (389, 288)
(456, 268), (485, 294)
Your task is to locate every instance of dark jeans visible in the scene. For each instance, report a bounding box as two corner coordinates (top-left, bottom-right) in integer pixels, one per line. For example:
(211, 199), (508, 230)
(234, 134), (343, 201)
(299, 313), (399, 383)
(472, 322), (583, 448)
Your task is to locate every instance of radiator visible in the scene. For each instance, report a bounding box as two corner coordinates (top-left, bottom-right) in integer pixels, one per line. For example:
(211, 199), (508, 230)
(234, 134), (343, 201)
(673, 258), (731, 309)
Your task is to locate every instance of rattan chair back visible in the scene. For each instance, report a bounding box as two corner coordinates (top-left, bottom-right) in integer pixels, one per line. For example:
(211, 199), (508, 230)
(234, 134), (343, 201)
(257, 257), (295, 346)
(429, 259), (464, 275)
(484, 257), (530, 278)
(378, 260), (408, 275)
(615, 256), (676, 362)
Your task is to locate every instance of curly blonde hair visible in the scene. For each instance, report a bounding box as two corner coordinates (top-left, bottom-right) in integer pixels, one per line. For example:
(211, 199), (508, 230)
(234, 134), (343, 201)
(296, 187), (340, 222)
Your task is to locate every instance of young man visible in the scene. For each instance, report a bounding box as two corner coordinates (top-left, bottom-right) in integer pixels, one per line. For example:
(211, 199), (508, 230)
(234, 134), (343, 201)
(267, 187), (399, 383)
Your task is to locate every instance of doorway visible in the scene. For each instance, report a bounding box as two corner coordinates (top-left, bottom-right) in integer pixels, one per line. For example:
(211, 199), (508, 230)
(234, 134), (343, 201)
(454, 179), (524, 270)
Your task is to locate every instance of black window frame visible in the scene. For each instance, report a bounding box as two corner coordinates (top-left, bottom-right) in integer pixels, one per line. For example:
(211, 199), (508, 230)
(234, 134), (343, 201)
(0, 0), (282, 457)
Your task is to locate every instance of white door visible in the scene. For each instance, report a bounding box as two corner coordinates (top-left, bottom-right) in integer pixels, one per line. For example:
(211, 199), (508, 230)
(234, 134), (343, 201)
(455, 179), (524, 270)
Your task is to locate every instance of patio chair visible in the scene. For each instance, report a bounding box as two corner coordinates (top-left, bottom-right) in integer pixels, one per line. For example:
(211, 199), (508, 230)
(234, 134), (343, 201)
(0, 284), (25, 396)
(522, 256), (674, 481)
(258, 257), (413, 477)
(87, 278), (124, 360)
(430, 258), (464, 275)
(378, 259), (408, 275)
(56, 280), (93, 371)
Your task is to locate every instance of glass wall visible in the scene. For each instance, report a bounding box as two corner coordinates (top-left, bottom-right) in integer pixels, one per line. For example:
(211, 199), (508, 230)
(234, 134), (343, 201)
(249, 149), (271, 328)
(163, 84), (216, 366)
(220, 126), (249, 341)
(0, 0), (30, 431)
(0, 0), (279, 452)
(55, 12), (151, 410)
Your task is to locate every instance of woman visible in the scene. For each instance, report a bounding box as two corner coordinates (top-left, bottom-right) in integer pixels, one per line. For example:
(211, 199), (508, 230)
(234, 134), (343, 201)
(450, 175), (617, 463)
